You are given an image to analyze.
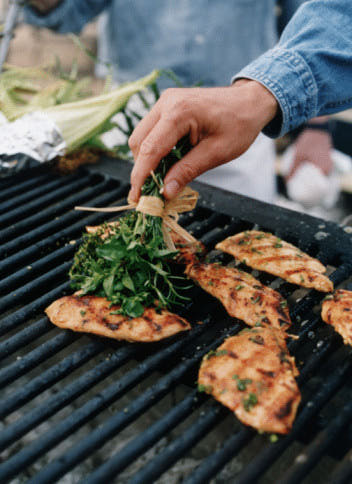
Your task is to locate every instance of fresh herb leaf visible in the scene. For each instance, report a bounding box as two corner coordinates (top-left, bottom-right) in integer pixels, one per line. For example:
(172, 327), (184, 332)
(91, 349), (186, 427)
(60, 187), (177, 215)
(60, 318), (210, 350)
(243, 392), (258, 411)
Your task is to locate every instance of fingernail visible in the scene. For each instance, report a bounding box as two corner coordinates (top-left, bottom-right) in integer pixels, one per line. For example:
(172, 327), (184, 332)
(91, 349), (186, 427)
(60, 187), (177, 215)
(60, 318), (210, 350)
(128, 188), (138, 203)
(164, 180), (180, 198)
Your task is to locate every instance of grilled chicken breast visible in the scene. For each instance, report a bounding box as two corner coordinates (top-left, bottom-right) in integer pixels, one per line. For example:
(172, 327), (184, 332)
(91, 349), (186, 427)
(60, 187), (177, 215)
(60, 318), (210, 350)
(216, 230), (333, 292)
(186, 262), (291, 331)
(45, 295), (191, 342)
(198, 326), (301, 434)
(321, 290), (352, 346)
(86, 222), (206, 265)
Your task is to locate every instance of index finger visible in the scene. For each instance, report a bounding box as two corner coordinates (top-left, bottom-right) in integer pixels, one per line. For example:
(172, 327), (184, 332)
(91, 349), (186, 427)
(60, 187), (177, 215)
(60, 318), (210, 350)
(129, 116), (190, 202)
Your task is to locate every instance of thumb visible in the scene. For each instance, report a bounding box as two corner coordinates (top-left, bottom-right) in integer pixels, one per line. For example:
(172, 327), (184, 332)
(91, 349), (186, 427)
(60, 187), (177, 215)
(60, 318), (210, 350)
(163, 137), (224, 199)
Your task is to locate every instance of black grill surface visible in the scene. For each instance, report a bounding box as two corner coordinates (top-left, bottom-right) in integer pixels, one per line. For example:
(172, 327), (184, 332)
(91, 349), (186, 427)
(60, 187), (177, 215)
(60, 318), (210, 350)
(1, 159), (352, 484)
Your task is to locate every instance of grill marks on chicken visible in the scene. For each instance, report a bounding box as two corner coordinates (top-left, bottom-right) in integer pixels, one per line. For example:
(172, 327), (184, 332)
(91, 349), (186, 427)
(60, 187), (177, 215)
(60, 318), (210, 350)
(45, 295), (191, 342)
(216, 230), (333, 293)
(322, 290), (352, 346)
(198, 326), (301, 434)
(186, 262), (291, 331)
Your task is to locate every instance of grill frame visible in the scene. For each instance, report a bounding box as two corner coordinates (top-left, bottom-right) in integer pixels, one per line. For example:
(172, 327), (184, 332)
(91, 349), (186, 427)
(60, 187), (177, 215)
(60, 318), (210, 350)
(1, 157), (352, 484)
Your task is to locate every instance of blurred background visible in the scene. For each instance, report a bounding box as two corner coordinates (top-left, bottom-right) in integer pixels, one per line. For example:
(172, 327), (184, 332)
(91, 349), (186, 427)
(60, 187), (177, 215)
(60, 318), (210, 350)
(1, 0), (352, 223)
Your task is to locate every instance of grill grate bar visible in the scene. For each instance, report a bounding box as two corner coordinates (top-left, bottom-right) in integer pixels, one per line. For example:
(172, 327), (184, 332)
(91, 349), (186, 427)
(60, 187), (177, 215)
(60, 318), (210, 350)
(0, 244), (76, 295)
(0, 345), (136, 451)
(0, 331), (77, 389)
(0, 172), (52, 204)
(0, 339), (105, 421)
(0, 281), (70, 337)
(0, 321), (209, 482)
(0, 184), (127, 258)
(129, 404), (227, 484)
(281, 399), (352, 484)
(0, 177), (112, 245)
(0, 174), (92, 229)
(328, 447), (352, 484)
(0, 191), (128, 275)
(0, 175), (76, 213)
(0, 261), (71, 314)
(0, 317), (52, 361)
(25, 322), (232, 484)
(83, 390), (205, 484)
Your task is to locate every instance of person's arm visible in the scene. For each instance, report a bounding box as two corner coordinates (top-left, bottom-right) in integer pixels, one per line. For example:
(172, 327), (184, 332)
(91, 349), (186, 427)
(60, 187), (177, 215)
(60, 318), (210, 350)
(129, 0), (352, 200)
(234, 0), (352, 138)
(25, 0), (112, 34)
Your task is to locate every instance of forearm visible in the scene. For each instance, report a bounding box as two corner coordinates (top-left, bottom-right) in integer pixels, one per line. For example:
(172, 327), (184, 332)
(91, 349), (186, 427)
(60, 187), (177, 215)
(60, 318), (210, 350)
(25, 0), (111, 34)
(234, 0), (352, 137)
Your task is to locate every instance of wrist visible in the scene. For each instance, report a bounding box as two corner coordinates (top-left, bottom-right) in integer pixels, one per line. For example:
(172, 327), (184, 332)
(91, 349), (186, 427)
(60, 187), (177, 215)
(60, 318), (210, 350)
(233, 79), (279, 130)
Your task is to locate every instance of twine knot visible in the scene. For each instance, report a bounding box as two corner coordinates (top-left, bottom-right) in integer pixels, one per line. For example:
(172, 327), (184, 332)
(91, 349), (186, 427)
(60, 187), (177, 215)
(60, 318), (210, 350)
(75, 186), (199, 250)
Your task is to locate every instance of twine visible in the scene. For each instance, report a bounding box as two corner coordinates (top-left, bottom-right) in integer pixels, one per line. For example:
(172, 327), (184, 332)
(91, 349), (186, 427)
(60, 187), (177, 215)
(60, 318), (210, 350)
(75, 186), (199, 250)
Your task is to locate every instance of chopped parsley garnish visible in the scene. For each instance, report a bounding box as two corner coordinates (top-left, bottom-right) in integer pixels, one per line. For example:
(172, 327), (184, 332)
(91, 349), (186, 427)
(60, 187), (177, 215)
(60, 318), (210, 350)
(232, 374), (252, 391)
(236, 285), (244, 291)
(205, 349), (228, 360)
(243, 392), (258, 411)
(280, 300), (288, 308)
(80, 310), (86, 317)
(255, 234), (265, 240)
(208, 281), (214, 286)
(198, 384), (213, 393)
(251, 296), (261, 304)
(251, 248), (263, 255)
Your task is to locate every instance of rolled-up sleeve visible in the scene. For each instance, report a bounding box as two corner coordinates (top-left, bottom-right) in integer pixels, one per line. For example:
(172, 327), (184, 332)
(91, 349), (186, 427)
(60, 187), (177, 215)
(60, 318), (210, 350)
(24, 0), (111, 34)
(233, 0), (352, 137)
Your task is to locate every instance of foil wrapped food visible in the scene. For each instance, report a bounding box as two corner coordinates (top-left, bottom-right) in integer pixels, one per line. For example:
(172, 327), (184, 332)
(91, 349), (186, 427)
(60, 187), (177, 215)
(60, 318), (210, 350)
(0, 112), (66, 176)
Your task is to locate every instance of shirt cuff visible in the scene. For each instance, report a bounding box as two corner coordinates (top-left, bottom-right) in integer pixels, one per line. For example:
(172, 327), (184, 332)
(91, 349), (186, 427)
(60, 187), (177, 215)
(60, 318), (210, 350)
(24, 1), (70, 31)
(232, 48), (319, 138)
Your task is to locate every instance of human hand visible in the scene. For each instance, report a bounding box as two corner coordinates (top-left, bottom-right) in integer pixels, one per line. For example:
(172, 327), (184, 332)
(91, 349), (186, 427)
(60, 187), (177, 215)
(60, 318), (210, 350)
(30, 0), (60, 14)
(128, 80), (278, 201)
(287, 124), (333, 180)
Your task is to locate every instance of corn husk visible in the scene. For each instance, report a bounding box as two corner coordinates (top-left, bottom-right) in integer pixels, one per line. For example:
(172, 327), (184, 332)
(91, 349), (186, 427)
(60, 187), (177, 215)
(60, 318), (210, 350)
(42, 70), (160, 153)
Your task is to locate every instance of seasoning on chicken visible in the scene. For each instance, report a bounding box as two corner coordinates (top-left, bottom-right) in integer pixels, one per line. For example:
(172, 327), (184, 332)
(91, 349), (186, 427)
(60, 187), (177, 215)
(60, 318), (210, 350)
(198, 326), (301, 434)
(45, 295), (191, 342)
(186, 262), (291, 331)
(86, 222), (206, 265)
(216, 230), (333, 292)
(321, 289), (352, 346)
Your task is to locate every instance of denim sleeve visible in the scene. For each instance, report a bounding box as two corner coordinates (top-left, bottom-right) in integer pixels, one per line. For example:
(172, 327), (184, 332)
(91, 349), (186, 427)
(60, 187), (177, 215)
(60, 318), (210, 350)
(24, 0), (112, 34)
(233, 0), (352, 137)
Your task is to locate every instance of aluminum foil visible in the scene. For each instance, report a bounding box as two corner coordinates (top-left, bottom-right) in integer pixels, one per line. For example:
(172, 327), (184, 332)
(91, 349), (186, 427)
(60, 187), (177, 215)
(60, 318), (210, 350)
(0, 112), (66, 176)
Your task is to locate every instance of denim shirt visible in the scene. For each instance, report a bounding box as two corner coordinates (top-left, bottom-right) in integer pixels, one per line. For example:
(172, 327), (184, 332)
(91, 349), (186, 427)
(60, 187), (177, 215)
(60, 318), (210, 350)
(26, 1), (351, 137)
(25, 0), (277, 88)
(235, 0), (352, 136)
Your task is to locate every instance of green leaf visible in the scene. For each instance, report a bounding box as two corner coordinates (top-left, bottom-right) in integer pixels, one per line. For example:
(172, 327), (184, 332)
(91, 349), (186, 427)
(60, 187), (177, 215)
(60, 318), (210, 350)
(103, 274), (115, 297)
(122, 272), (135, 292)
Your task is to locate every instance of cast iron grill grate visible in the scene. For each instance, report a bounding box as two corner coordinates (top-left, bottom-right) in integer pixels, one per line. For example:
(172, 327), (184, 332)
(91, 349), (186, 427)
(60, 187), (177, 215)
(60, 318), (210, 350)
(1, 160), (352, 484)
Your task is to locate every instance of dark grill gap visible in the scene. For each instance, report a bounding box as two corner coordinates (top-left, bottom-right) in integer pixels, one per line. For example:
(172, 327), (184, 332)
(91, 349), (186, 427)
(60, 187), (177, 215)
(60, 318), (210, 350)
(1, 161), (352, 484)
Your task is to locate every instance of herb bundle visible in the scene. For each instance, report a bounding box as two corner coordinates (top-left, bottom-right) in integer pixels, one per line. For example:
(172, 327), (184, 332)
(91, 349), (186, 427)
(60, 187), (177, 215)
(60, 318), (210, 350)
(69, 137), (194, 318)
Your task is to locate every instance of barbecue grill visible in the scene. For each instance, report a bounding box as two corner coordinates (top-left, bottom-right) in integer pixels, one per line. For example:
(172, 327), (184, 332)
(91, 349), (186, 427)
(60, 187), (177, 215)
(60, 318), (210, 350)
(1, 157), (352, 484)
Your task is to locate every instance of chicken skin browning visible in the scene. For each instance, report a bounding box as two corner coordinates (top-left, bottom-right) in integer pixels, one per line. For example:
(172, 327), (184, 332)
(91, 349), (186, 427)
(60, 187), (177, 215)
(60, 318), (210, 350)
(322, 290), (352, 346)
(186, 262), (291, 331)
(45, 295), (190, 342)
(216, 230), (333, 292)
(198, 326), (301, 434)
(86, 222), (206, 265)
